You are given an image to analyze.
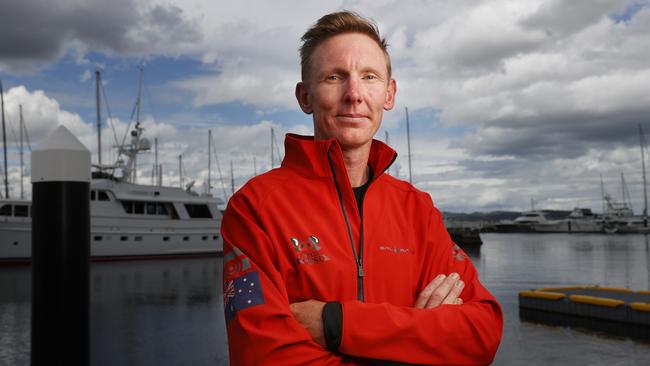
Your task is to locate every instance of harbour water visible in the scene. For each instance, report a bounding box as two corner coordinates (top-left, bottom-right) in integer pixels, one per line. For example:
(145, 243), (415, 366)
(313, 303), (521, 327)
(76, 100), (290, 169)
(1, 233), (649, 365)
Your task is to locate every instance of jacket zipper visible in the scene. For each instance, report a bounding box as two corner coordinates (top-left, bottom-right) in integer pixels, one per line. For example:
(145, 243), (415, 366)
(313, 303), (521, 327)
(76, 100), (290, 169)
(327, 150), (397, 302)
(328, 152), (365, 301)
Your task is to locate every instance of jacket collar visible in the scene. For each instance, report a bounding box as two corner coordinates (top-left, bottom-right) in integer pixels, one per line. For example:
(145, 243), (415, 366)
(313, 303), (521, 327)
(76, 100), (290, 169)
(281, 134), (397, 182)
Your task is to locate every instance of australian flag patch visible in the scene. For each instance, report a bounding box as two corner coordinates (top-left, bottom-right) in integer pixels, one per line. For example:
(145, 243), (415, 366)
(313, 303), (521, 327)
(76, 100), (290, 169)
(224, 271), (265, 321)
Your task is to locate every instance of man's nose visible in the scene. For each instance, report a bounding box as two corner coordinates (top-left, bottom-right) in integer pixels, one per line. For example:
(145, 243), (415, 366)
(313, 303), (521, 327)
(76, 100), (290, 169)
(344, 78), (362, 104)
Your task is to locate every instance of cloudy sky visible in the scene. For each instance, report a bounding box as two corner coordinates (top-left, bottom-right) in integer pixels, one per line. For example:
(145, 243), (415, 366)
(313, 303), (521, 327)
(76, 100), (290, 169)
(1, 0), (650, 213)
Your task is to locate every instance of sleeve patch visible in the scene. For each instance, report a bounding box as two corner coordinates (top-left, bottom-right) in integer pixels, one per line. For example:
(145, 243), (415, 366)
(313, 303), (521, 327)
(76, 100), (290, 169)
(224, 271), (265, 321)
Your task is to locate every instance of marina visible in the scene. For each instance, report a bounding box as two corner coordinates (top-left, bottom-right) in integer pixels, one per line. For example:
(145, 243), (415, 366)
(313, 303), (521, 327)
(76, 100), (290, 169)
(2, 233), (650, 365)
(0, 71), (224, 263)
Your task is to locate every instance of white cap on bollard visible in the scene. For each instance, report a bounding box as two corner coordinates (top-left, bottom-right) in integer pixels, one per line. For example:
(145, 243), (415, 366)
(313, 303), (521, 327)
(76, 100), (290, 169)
(32, 125), (91, 183)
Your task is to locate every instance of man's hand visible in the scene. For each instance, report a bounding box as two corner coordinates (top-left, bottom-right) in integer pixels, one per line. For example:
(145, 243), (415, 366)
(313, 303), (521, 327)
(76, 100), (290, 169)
(290, 299), (326, 347)
(414, 273), (464, 309)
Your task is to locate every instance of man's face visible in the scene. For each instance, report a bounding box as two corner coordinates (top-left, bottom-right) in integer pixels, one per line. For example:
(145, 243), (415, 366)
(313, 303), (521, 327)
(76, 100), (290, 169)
(295, 33), (397, 150)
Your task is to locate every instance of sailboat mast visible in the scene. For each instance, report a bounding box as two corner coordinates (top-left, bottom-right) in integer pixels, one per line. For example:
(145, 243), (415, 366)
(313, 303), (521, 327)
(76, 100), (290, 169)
(19, 104), (24, 199)
(154, 138), (158, 186)
(405, 106), (412, 184)
(639, 124), (648, 220)
(178, 155), (183, 189)
(1, 80), (8, 199)
(208, 130), (212, 195)
(271, 127), (275, 168)
(133, 67), (144, 184)
(96, 71), (102, 166)
(230, 160), (234, 195)
(600, 174), (606, 215)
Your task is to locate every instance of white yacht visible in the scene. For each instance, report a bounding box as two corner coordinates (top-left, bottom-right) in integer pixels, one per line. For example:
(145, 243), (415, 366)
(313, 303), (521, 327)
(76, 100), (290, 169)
(0, 184), (223, 263)
(0, 124), (224, 263)
(602, 194), (650, 234)
(495, 210), (573, 233)
(564, 207), (604, 233)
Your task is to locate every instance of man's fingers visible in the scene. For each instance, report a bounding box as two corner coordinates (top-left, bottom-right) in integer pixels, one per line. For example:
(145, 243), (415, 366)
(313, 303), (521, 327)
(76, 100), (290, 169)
(441, 278), (464, 305)
(414, 274), (446, 309)
(423, 272), (460, 309)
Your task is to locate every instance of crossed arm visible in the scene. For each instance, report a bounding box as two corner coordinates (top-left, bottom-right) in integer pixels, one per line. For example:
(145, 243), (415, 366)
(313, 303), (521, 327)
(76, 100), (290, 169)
(291, 272), (466, 348)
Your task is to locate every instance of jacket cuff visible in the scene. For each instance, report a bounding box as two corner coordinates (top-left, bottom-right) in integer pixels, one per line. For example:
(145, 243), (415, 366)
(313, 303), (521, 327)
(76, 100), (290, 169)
(322, 301), (343, 352)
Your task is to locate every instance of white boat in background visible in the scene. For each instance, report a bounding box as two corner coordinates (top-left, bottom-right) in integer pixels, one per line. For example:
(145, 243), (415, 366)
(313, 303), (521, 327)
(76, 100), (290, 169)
(601, 193), (650, 234)
(0, 70), (224, 263)
(564, 207), (604, 233)
(0, 125), (224, 263)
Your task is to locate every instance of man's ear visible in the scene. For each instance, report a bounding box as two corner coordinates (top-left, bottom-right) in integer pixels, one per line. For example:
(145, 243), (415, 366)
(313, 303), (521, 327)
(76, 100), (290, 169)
(384, 79), (397, 111)
(295, 82), (313, 114)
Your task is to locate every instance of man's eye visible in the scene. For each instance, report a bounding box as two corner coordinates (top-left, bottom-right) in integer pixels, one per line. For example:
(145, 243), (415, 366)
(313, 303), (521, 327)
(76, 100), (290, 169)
(326, 75), (341, 81)
(364, 74), (377, 80)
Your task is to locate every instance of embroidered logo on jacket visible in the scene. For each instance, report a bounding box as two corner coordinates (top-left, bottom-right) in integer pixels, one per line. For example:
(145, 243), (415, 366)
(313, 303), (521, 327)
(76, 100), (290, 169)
(453, 244), (468, 261)
(378, 245), (414, 255)
(290, 236), (331, 265)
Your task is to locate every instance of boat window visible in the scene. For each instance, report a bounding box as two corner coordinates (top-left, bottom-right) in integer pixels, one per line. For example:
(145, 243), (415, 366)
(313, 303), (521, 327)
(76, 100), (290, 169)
(134, 202), (144, 214)
(146, 203), (156, 215)
(185, 204), (213, 219)
(94, 236), (103, 241)
(163, 236), (170, 242)
(0, 204), (11, 216)
(120, 236), (128, 241)
(90, 190), (96, 201)
(122, 202), (133, 214)
(98, 191), (110, 201)
(157, 203), (168, 215)
(14, 205), (28, 217)
(135, 236), (143, 242)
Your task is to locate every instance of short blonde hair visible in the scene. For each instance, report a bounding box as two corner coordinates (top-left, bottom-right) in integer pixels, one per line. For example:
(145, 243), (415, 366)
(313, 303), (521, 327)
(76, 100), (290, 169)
(299, 11), (391, 81)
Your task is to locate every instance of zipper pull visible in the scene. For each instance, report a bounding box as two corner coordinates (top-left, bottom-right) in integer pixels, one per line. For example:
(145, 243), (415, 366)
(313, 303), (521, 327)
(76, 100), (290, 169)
(358, 264), (364, 277)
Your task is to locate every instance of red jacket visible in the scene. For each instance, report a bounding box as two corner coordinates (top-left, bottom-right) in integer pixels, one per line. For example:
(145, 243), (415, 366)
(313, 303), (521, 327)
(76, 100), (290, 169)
(222, 134), (502, 365)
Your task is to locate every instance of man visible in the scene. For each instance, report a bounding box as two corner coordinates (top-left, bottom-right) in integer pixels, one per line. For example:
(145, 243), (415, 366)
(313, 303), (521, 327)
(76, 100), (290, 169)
(222, 11), (502, 365)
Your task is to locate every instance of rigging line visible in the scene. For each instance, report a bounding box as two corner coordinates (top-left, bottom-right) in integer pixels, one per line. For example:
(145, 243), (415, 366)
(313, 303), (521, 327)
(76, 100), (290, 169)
(21, 111), (32, 152)
(211, 134), (228, 202)
(100, 79), (120, 149)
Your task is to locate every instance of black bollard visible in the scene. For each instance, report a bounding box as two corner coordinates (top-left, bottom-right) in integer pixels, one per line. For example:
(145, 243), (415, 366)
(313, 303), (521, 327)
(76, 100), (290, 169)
(31, 125), (90, 366)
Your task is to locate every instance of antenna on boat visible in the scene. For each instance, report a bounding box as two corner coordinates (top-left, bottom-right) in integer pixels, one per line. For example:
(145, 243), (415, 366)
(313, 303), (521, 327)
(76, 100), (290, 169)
(1, 80), (9, 199)
(405, 106), (412, 184)
(531, 197), (537, 211)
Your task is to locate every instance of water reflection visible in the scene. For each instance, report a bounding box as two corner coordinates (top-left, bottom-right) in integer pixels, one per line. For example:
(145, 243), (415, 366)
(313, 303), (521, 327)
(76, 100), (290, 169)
(2, 234), (650, 365)
(0, 257), (228, 366)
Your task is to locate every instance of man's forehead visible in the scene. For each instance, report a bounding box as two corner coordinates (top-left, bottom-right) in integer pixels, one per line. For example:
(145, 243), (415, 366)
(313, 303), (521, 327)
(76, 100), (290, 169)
(309, 33), (389, 75)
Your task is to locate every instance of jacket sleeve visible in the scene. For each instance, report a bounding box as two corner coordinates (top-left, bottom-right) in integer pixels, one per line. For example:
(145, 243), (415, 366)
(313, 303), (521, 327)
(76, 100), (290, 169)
(222, 192), (360, 366)
(338, 207), (503, 365)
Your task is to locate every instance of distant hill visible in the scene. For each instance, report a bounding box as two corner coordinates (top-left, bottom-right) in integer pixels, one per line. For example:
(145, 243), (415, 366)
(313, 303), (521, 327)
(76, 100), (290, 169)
(443, 210), (572, 222)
